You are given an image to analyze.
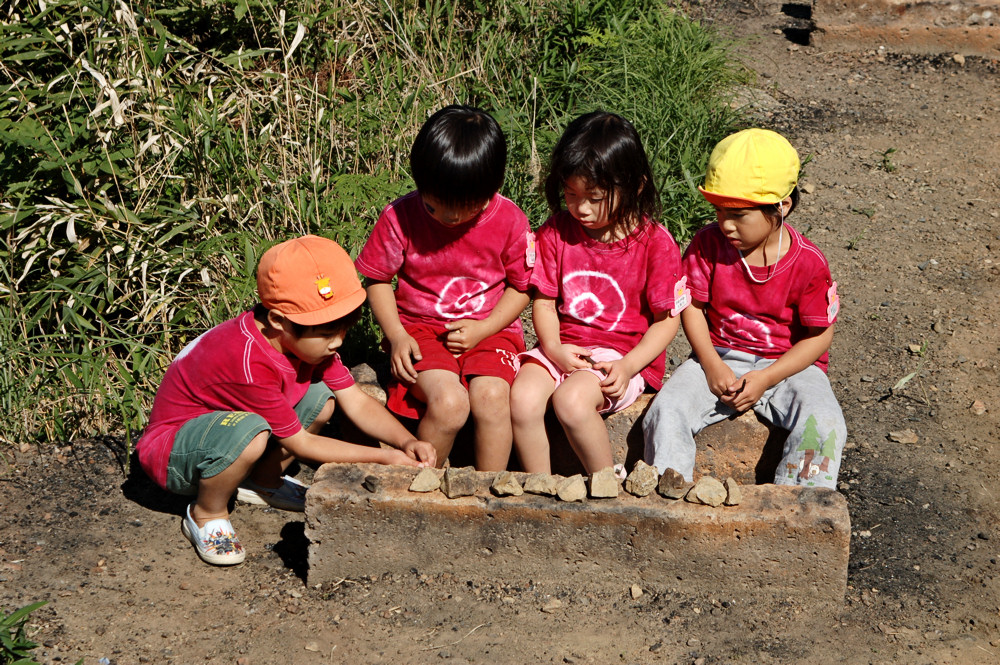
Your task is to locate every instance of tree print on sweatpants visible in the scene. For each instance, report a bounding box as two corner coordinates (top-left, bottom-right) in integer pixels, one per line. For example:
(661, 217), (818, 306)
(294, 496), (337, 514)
(795, 414), (837, 484)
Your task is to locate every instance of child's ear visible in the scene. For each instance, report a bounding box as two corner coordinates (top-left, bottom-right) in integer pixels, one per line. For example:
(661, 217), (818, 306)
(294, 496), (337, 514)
(266, 308), (292, 333)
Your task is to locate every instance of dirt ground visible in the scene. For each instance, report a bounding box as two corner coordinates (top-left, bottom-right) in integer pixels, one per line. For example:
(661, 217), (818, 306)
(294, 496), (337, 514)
(4, 3), (1000, 664)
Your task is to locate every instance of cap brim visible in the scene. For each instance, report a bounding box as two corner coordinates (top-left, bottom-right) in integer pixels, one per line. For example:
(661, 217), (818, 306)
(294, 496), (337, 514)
(282, 285), (367, 326)
(699, 186), (781, 208)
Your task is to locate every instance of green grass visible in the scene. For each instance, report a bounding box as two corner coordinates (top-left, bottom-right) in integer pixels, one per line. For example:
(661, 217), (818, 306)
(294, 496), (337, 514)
(1, 0), (750, 448)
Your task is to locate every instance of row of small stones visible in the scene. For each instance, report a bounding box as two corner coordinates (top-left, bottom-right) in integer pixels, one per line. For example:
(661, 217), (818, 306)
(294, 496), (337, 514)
(399, 461), (743, 507)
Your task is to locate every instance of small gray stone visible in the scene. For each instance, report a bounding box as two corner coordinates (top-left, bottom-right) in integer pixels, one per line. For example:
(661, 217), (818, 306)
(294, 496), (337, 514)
(556, 475), (587, 502)
(490, 471), (524, 496)
(408, 467), (441, 493)
(686, 476), (727, 507)
(624, 461), (658, 497)
(523, 473), (560, 496)
(442, 466), (477, 498)
(724, 477), (743, 506)
(656, 468), (690, 499)
(588, 467), (620, 498)
(362, 475), (380, 493)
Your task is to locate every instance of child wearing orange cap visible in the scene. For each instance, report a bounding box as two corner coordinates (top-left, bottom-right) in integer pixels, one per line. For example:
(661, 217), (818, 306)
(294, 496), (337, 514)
(136, 235), (436, 566)
(643, 129), (846, 488)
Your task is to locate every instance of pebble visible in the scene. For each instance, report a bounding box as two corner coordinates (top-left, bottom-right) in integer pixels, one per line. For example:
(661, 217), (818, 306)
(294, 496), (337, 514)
(541, 598), (563, 613)
(657, 468), (690, 500)
(409, 467), (442, 493)
(523, 473), (560, 496)
(304, 642), (320, 652)
(588, 467), (620, 498)
(556, 475), (587, 502)
(624, 461), (658, 497)
(801, 182), (816, 194)
(362, 475), (380, 493)
(888, 429), (919, 444)
(442, 467), (477, 498)
(723, 477), (742, 506)
(490, 471), (524, 496)
(970, 400), (987, 415)
(686, 476), (727, 507)
(630, 584), (643, 599)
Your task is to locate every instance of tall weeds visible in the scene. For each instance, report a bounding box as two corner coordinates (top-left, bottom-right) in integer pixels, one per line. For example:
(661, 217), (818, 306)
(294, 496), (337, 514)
(1, 0), (749, 447)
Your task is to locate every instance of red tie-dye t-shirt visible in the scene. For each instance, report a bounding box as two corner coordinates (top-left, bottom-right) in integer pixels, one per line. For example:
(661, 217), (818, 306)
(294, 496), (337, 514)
(529, 212), (685, 390)
(355, 191), (532, 334)
(683, 222), (838, 372)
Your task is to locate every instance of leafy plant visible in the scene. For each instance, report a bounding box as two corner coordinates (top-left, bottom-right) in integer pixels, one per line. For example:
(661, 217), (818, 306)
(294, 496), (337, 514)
(1, 601), (45, 665)
(877, 147), (897, 172)
(1, 0), (750, 449)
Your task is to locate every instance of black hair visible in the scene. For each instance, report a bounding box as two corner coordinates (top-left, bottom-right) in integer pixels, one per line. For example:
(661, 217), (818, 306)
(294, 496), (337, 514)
(545, 111), (659, 237)
(409, 105), (507, 206)
(762, 186), (800, 224)
(288, 304), (363, 339)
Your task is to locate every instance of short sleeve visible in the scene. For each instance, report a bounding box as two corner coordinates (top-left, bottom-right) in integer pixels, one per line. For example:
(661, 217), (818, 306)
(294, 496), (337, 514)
(528, 218), (561, 297)
(500, 208), (532, 292)
(317, 353), (356, 391)
(796, 250), (837, 328)
(682, 228), (714, 304)
(644, 225), (684, 316)
(355, 204), (406, 282)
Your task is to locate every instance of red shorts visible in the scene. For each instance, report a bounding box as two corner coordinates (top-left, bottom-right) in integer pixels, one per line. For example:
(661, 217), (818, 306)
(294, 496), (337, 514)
(386, 324), (525, 419)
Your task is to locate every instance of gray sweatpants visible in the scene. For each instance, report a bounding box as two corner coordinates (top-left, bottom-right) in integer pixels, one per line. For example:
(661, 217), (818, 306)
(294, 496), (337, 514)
(642, 349), (846, 488)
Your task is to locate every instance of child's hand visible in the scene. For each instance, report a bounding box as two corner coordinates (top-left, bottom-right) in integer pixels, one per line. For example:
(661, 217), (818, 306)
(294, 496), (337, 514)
(399, 438), (438, 468)
(593, 359), (634, 400)
(704, 360), (738, 399)
(546, 343), (593, 374)
(383, 447), (426, 468)
(720, 370), (768, 412)
(387, 330), (422, 384)
(444, 319), (489, 355)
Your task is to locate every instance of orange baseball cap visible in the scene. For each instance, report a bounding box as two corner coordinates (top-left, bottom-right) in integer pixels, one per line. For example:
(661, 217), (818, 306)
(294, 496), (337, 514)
(256, 235), (366, 325)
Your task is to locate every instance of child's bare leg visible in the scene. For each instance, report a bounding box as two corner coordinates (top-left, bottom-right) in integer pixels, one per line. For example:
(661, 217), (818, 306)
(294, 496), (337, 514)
(551, 371), (612, 473)
(192, 429), (269, 527)
(247, 398), (335, 487)
(468, 375), (513, 471)
(412, 369), (470, 466)
(510, 363), (557, 473)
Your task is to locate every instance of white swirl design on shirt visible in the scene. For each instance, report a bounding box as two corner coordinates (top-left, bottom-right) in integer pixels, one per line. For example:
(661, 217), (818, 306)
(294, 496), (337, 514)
(435, 277), (489, 319)
(724, 312), (773, 348)
(562, 270), (627, 331)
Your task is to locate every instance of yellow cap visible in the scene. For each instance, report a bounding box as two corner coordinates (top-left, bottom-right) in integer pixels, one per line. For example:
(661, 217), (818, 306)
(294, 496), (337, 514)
(698, 129), (800, 208)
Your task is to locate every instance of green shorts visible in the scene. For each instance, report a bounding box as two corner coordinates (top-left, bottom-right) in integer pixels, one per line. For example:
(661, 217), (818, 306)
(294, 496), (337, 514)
(165, 382), (334, 495)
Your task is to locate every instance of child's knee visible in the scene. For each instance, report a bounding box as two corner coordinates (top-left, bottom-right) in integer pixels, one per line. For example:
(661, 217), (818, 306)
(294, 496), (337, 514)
(308, 398), (336, 433)
(551, 383), (600, 423)
(425, 385), (471, 423)
(469, 377), (510, 415)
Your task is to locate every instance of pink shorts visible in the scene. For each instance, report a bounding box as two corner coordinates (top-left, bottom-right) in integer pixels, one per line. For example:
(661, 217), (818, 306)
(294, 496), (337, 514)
(386, 325), (525, 419)
(519, 346), (646, 415)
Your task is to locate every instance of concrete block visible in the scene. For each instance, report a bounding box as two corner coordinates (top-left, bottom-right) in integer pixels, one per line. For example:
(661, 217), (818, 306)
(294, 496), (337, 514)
(306, 464), (850, 605)
(814, 0), (1000, 56)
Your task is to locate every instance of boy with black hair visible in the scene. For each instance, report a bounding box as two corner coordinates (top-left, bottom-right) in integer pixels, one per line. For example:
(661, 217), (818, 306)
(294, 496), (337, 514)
(137, 235), (435, 566)
(357, 104), (533, 471)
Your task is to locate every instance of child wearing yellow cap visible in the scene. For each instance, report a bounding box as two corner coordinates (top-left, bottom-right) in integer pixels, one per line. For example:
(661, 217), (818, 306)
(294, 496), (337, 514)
(136, 235), (436, 566)
(642, 129), (846, 488)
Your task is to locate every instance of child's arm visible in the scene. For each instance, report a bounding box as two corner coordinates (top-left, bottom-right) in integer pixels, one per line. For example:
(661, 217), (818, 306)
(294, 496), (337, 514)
(365, 279), (421, 384)
(534, 294), (593, 372)
(443, 287), (530, 354)
(592, 310), (680, 399)
(276, 427), (425, 468)
(332, 384), (437, 466)
(722, 325), (834, 412)
(683, 301), (739, 398)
